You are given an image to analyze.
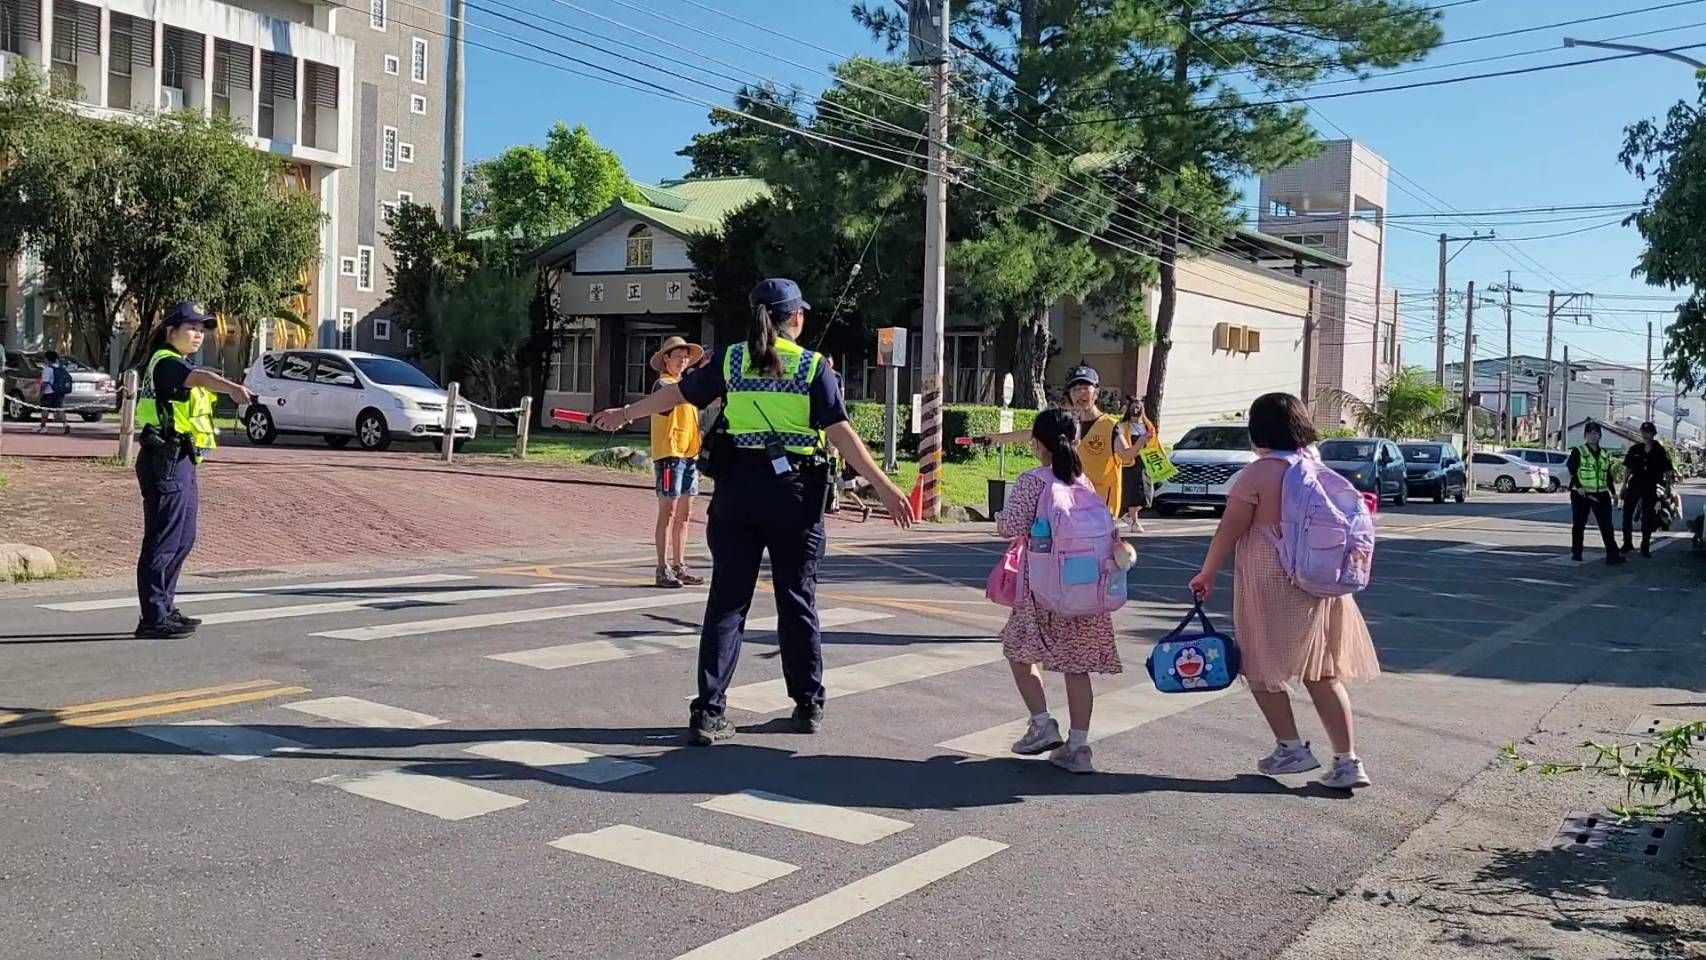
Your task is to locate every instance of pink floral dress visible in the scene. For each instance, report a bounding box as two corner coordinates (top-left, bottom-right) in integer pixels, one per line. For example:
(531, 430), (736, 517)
(996, 470), (1122, 675)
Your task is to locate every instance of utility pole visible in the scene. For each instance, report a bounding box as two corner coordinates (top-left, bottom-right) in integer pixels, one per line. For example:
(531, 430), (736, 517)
(1462, 280), (1476, 500)
(1646, 320), (1655, 423)
(1489, 272), (1522, 446)
(1435, 232), (1490, 386)
(1672, 379), (1682, 444)
(909, 0), (949, 520)
(1541, 290), (1556, 449)
(1300, 282), (1318, 402)
(1561, 344), (1571, 448)
(443, 0), (467, 231)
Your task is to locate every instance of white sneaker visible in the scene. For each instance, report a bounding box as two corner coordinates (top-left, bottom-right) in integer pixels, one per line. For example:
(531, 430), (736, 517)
(1011, 718), (1064, 756)
(1048, 743), (1095, 774)
(1318, 757), (1372, 790)
(1257, 742), (1322, 776)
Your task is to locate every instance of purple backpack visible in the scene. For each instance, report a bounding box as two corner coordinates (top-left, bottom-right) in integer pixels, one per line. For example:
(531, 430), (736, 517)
(1265, 449), (1375, 598)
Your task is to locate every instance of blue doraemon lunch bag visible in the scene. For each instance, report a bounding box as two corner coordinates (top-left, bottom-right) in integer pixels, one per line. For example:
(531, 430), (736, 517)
(1146, 599), (1241, 694)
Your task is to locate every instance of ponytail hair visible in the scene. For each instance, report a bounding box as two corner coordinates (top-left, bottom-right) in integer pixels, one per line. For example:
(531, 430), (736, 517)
(1032, 408), (1082, 485)
(748, 304), (784, 377)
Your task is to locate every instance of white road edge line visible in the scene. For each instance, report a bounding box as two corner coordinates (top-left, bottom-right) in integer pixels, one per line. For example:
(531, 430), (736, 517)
(549, 824), (797, 893)
(940, 682), (1237, 758)
(315, 768), (527, 821)
(695, 789), (912, 845)
(37, 573), (475, 612)
(312, 592), (706, 641)
(486, 608), (890, 670)
(462, 740), (653, 784)
(284, 696), (447, 729)
(725, 642), (1004, 715)
(669, 836), (1007, 960)
(128, 720), (308, 761)
(193, 584), (576, 626)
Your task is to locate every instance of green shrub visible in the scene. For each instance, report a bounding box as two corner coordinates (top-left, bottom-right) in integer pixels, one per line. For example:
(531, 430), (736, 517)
(944, 404), (1038, 463)
(846, 401), (917, 457)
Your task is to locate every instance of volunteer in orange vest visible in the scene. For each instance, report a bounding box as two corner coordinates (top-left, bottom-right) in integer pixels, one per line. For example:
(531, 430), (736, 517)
(649, 336), (708, 589)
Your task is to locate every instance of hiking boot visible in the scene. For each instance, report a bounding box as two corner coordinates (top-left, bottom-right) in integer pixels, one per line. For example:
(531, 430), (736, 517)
(671, 564), (705, 586)
(688, 709), (735, 746)
(791, 702), (824, 734)
(1011, 718), (1064, 756)
(1257, 742), (1322, 776)
(655, 565), (683, 589)
(1318, 757), (1372, 791)
(168, 609), (202, 628)
(134, 620), (195, 640)
(1048, 743), (1095, 774)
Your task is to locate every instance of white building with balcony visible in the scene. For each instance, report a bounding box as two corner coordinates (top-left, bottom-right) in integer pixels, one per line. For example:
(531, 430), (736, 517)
(0, 0), (443, 368)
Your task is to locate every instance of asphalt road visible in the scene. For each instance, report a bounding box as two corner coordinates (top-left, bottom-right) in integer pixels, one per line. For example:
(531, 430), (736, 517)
(0, 490), (1697, 960)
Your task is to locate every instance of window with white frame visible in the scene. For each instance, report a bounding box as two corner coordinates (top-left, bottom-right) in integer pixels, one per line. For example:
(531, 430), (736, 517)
(370, 0), (386, 31)
(411, 37), (428, 83)
(397, 190), (414, 205)
(338, 309), (357, 350)
(339, 256), (357, 277)
(383, 55), (399, 75)
(380, 201), (398, 225)
(356, 246), (374, 292)
(381, 126), (397, 171)
(625, 334), (668, 396)
(552, 333), (594, 393)
(398, 142), (414, 164)
(405, 329), (416, 349)
(625, 224), (654, 269)
(374, 316), (392, 341)
(410, 93), (427, 114)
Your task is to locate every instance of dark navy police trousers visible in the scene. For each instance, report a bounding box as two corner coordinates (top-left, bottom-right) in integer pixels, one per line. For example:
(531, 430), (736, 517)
(136, 450), (199, 626)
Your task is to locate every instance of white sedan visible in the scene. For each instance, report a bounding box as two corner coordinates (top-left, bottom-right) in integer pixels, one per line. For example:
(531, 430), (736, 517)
(1471, 451), (1549, 493)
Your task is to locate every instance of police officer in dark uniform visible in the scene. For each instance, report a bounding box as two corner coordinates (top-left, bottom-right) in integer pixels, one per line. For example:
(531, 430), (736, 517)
(593, 279), (913, 744)
(133, 302), (254, 639)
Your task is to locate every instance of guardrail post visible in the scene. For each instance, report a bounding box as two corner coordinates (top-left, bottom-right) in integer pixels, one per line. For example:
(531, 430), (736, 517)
(117, 370), (139, 466)
(515, 395), (532, 460)
(441, 381), (459, 464)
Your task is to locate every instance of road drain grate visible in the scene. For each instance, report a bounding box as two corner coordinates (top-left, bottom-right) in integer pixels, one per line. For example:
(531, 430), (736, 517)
(1548, 811), (1688, 863)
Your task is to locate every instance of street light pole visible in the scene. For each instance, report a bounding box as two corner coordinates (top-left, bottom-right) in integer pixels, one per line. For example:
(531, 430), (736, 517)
(1563, 37), (1706, 69)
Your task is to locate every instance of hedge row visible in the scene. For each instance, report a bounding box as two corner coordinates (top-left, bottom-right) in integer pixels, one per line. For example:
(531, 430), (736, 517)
(846, 402), (1040, 463)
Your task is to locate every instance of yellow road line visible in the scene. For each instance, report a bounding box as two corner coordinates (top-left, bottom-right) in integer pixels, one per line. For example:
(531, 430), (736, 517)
(0, 685), (310, 739)
(0, 678), (282, 725)
(844, 595), (1009, 627)
(1393, 504), (1561, 534)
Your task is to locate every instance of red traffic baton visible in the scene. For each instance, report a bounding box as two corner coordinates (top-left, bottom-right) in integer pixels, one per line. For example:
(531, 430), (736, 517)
(551, 408), (589, 424)
(953, 436), (975, 446)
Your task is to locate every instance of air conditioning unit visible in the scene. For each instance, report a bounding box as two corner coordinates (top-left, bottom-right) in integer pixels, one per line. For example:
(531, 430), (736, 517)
(1213, 321), (1233, 352)
(1243, 329), (1262, 354)
(159, 86), (186, 111)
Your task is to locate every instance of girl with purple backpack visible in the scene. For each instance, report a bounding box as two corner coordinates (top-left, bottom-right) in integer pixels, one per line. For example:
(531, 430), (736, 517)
(994, 409), (1124, 774)
(1187, 393), (1379, 791)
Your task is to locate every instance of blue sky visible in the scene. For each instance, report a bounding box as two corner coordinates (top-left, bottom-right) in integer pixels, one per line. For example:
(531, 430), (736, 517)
(459, 0), (1703, 373)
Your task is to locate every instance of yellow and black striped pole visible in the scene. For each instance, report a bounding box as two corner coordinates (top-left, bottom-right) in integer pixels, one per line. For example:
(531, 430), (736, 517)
(913, 0), (950, 521)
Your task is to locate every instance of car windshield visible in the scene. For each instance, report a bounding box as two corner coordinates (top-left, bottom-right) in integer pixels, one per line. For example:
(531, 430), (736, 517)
(352, 357), (439, 389)
(1173, 426), (1250, 451)
(1399, 444), (1440, 463)
(1320, 440), (1376, 461)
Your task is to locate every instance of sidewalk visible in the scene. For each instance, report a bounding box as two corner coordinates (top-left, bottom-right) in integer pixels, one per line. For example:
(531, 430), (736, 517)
(1280, 598), (1706, 960)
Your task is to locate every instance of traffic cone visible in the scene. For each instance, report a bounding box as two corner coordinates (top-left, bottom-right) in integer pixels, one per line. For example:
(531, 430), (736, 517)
(909, 474), (925, 518)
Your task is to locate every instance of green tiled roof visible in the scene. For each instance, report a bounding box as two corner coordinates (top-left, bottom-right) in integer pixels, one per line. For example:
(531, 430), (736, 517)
(532, 176), (770, 265)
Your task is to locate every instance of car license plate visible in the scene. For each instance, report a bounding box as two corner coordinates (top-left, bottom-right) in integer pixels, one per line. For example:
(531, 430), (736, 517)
(1181, 484), (1208, 495)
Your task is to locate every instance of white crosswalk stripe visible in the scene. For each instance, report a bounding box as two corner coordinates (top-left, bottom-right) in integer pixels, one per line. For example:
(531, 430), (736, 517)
(486, 607), (892, 670)
(696, 790), (911, 845)
(129, 720), (308, 761)
(938, 682), (1237, 758)
(37, 574), (474, 612)
(316, 768), (528, 820)
(725, 641), (1004, 715)
(549, 824), (798, 893)
(284, 696), (447, 729)
(193, 584), (576, 626)
(462, 740), (653, 785)
(311, 592), (706, 641)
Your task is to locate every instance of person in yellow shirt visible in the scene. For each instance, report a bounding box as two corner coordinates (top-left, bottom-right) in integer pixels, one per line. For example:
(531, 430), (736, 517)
(650, 336), (706, 588)
(977, 364), (1136, 518)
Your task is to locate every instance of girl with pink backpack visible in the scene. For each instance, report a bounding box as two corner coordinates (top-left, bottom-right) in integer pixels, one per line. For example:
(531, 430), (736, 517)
(992, 410), (1126, 774)
(1186, 393), (1380, 791)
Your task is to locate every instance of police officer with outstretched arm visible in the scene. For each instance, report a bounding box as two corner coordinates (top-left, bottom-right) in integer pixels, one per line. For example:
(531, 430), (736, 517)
(133, 303), (254, 639)
(1566, 420), (1626, 567)
(592, 279), (914, 745)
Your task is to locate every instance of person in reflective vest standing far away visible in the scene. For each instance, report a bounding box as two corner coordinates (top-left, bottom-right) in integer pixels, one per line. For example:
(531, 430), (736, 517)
(593, 278), (915, 745)
(132, 302), (255, 639)
(1567, 420), (1626, 566)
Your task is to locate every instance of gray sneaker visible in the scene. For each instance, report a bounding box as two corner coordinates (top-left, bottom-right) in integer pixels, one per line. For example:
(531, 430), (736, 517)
(1010, 718), (1064, 756)
(1048, 743), (1095, 774)
(655, 565), (683, 589)
(1318, 757), (1372, 790)
(1257, 742), (1322, 776)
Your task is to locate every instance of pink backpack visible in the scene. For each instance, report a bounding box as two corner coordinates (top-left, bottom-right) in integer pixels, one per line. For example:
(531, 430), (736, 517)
(1022, 467), (1128, 616)
(1265, 450), (1375, 597)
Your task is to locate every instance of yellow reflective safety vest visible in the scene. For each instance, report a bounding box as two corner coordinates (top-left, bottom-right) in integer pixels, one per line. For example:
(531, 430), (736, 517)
(136, 348), (218, 461)
(1573, 444), (1618, 493)
(722, 337), (824, 455)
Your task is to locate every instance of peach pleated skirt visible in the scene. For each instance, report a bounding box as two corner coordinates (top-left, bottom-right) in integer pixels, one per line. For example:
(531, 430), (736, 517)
(1232, 527), (1381, 692)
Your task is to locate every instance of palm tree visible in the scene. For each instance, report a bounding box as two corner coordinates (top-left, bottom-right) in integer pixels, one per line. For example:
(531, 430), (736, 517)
(1330, 366), (1456, 440)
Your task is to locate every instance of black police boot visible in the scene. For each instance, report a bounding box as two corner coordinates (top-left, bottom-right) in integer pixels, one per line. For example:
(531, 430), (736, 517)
(688, 709), (735, 746)
(168, 609), (203, 628)
(1608, 552), (1628, 566)
(134, 619), (195, 640)
(791, 702), (824, 734)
